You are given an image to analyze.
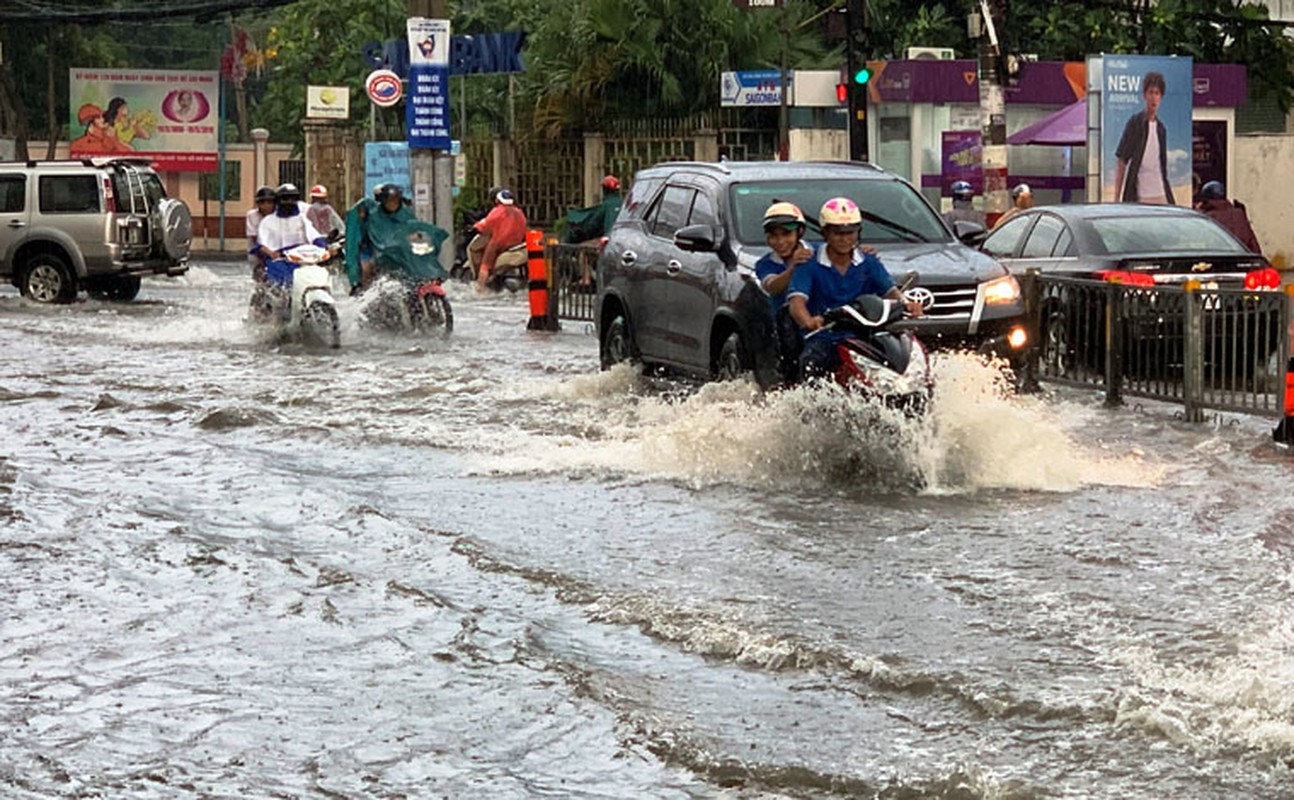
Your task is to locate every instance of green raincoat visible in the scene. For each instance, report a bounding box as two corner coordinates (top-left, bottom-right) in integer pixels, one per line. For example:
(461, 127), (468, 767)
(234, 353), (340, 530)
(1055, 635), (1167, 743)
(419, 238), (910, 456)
(344, 198), (450, 287)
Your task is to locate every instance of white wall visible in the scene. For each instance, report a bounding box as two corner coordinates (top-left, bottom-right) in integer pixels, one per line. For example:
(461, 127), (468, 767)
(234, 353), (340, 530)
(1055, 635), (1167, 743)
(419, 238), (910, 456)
(789, 128), (847, 161)
(1233, 134), (1294, 265)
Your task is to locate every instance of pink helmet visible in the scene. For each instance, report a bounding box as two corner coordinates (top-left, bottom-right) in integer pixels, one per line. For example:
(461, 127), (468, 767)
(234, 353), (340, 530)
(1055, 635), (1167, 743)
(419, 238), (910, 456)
(309, 184), (328, 199)
(819, 197), (862, 227)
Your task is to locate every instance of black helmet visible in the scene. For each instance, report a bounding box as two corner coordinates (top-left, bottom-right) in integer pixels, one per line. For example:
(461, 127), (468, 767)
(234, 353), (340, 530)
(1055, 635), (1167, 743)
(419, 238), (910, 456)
(1200, 180), (1225, 200)
(254, 185), (276, 203)
(951, 180), (974, 202)
(486, 186), (504, 206)
(275, 182), (301, 202)
(374, 183), (404, 203)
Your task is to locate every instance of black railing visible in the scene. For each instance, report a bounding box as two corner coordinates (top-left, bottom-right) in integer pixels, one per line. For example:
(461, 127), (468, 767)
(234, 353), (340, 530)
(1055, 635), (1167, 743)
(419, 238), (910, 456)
(544, 243), (598, 324)
(1020, 272), (1290, 420)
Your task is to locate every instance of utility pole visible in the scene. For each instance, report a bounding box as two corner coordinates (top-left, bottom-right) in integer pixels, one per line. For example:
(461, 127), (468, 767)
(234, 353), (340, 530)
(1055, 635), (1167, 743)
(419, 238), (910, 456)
(976, 0), (1009, 225)
(408, 0), (454, 271)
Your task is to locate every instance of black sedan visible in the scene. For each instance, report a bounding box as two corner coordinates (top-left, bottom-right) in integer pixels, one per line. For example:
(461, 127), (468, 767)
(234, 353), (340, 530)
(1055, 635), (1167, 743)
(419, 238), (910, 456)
(980, 203), (1270, 284)
(980, 204), (1278, 383)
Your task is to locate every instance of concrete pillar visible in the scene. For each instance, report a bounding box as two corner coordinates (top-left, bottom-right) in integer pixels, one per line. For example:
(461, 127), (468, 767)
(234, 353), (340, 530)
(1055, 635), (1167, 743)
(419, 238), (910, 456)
(251, 127), (269, 190)
(693, 129), (719, 163)
(583, 132), (605, 206)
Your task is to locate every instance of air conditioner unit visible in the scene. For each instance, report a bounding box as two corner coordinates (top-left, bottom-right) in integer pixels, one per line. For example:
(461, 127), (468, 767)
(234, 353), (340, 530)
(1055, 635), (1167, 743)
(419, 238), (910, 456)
(906, 47), (955, 60)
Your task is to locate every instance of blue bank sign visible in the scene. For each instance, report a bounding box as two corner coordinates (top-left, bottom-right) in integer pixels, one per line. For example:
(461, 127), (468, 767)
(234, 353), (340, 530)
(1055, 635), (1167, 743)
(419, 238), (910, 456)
(362, 31), (526, 79)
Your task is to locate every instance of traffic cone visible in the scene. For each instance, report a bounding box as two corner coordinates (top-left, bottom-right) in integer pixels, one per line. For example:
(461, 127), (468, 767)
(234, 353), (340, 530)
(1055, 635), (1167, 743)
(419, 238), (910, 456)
(525, 229), (558, 332)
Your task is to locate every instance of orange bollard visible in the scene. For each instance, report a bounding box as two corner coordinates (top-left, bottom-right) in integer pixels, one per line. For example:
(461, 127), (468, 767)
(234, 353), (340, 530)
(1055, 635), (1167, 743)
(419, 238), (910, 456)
(1274, 356), (1294, 445)
(525, 229), (558, 331)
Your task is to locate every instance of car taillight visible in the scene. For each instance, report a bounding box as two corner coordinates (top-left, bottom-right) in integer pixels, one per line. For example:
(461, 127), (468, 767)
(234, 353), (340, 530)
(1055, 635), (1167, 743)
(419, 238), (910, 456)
(102, 176), (115, 213)
(1096, 270), (1154, 287)
(1244, 267), (1281, 290)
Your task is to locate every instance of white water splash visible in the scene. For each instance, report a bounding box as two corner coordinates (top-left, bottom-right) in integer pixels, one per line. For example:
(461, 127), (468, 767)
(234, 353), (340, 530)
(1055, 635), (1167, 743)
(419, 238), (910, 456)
(468, 353), (1161, 494)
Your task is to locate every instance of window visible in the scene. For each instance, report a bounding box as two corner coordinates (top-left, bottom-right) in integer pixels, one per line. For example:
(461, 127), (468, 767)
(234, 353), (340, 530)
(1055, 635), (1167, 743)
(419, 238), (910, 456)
(200, 161), (241, 202)
(981, 215), (1033, 258)
(1053, 227), (1075, 257)
(1089, 214), (1244, 254)
(278, 159), (305, 188)
(649, 185), (694, 239)
(729, 178), (948, 246)
(38, 175), (100, 214)
(111, 170), (168, 214)
(0, 176), (25, 213)
(621, 176), (662, 221)
(1021, 215), (1065, 258)
(688, 189), (717, 227)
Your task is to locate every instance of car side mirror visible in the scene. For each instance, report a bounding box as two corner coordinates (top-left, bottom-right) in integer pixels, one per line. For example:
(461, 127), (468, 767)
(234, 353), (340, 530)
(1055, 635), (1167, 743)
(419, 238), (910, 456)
(674, 224), (719, 252)
(952, 219), (987, 246)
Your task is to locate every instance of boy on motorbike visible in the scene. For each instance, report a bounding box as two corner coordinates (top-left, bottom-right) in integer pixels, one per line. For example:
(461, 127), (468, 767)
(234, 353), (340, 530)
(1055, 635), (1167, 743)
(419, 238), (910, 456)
(306, 184), (345, 240)
(245, 185), (277, 282)
(787, 197), (923, 381)
(754, 201), (813, 384)
(468, 187), (528, 293)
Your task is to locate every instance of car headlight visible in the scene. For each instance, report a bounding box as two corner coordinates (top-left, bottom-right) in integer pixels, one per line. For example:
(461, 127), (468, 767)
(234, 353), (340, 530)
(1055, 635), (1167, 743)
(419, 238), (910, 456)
(980, 273), (1021, 305)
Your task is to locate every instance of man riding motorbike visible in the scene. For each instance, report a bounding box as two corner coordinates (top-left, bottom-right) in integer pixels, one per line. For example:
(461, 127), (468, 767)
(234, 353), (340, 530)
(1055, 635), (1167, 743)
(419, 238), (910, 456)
(255, 183), (329, 264)
(467, 187), (528, 292)
(344, 183), (418, 291)
(787, 197), (923, 381)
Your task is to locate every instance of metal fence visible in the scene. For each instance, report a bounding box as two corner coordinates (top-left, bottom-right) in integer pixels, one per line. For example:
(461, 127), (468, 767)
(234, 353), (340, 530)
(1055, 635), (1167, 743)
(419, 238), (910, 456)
(544, 242), (598, 324)
(1022, 272), (1291, 420)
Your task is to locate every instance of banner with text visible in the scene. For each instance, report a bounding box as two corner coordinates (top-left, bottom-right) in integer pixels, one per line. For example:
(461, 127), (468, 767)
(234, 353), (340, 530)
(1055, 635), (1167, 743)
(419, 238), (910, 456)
(406, 17), (451, 150)
(69, 68), (218, 172)
(1099, 55), (1192, 204)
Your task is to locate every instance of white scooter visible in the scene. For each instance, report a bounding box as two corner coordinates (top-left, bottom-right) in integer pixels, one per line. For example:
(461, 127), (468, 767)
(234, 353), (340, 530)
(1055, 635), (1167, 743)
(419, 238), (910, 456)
(250, 244), (341, 349)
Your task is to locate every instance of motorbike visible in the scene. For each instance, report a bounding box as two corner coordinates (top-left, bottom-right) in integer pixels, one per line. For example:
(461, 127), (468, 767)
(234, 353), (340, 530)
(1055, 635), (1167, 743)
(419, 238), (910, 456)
(356, 274), (453, 336)
(806, 292), (933, 415)
(250, 243), (342, 349)
(350, 219), (454, 336)
(454, 235), (529, 293)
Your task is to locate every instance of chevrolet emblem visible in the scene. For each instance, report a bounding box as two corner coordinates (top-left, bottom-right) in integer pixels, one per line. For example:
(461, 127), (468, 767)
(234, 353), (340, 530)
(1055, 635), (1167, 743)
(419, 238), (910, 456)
(1190, 261), (1212, 273)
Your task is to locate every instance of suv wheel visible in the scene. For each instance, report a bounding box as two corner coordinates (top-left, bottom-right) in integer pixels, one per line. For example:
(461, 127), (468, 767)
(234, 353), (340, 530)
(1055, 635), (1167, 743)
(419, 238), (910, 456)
(21, 254), (77, 304)
(715, 332), (750, 382)
(600, 314), (636, 369)
(88, 275), (142, 302)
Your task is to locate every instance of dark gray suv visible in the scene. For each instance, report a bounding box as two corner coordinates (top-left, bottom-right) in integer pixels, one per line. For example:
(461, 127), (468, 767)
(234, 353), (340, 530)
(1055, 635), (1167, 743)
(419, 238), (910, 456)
(0, 156), (191, 303)
(595, 160), (1027, 387)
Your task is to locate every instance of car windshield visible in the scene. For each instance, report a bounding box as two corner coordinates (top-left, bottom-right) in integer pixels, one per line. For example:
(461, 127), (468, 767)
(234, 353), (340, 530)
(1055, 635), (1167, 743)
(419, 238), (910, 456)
(1090, 214), (1246, 254)
(730, 178), (948, 246)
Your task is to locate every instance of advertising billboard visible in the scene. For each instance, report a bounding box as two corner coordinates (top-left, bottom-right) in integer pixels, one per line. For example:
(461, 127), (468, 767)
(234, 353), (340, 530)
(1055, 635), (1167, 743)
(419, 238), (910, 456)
(1099, 55), (1192, 204)
(69, 68), (219, 172)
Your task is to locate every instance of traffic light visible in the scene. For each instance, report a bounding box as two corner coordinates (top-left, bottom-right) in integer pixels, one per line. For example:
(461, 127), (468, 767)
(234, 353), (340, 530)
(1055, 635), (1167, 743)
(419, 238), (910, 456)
(853, 66), (872, 85)
(836, 81), (848, 104)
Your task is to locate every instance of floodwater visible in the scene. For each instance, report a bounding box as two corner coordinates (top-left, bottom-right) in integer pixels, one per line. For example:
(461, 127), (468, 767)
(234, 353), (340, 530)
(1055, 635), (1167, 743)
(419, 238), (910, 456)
(2, 259), (1293, 799)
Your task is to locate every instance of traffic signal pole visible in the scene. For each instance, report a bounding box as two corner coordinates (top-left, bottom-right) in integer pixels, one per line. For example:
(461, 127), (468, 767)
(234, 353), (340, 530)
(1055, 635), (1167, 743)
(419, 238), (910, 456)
(845, 0), (869, 162)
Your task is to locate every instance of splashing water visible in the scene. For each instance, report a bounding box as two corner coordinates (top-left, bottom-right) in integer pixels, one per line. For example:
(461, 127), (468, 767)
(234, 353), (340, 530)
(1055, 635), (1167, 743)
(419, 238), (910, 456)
(475, 354), (1161, 494)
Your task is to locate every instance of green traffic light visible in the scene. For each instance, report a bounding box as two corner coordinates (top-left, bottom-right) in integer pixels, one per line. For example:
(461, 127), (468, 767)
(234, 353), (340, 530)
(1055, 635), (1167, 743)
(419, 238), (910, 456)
(853, 67), (871, 84)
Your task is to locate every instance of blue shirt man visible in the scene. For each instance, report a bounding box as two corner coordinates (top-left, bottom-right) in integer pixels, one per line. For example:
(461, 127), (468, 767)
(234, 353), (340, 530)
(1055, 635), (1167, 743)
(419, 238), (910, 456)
(787, 196), (921, 381)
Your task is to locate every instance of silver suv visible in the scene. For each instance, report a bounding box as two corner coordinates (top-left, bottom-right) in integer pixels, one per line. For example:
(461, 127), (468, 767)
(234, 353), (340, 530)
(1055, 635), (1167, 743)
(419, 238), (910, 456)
(0, 157), (192, 303)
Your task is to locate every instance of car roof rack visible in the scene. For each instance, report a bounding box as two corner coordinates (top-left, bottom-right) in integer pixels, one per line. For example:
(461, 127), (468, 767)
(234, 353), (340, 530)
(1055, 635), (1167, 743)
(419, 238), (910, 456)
(0, 156), (156, 169)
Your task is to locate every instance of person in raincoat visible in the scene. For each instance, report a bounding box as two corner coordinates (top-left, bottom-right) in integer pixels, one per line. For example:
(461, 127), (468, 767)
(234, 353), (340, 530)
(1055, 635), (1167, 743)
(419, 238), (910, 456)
(561, 175), (624, 286)
(344, 183), (448, 292)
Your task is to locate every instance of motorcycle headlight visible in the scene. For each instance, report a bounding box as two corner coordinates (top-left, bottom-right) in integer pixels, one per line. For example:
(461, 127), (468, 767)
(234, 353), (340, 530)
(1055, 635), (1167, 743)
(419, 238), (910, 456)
(980, 273), (1021, 305)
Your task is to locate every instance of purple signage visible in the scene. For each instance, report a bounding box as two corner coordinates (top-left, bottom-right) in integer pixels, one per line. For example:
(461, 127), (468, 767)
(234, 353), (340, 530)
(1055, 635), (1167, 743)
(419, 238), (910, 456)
(940, 130), (983, 195)
(867, 60), (1247, 109)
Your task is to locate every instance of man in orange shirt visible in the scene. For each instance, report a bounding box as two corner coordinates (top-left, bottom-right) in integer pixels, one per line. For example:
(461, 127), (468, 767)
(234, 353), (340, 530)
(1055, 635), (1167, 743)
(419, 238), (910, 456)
(468, 188), (528, 292)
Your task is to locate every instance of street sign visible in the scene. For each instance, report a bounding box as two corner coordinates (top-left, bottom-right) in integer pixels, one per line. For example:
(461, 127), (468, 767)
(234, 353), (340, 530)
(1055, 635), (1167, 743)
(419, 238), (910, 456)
(406, 17), (451, 150)
(731, 0), (783, 7)
(720, 70), (788, 107)
(365, 69), (403, 107)
(306, 85), (350, 120)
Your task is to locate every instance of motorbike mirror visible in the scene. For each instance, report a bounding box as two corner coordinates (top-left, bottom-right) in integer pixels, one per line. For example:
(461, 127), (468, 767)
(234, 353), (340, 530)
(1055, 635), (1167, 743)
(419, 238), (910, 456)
(673, 224), (719, 253)
(900, 270), (919, 292)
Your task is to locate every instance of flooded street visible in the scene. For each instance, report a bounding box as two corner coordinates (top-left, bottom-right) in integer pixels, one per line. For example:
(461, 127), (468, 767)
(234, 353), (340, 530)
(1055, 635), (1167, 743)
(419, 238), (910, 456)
(3, 258), (1294, 799)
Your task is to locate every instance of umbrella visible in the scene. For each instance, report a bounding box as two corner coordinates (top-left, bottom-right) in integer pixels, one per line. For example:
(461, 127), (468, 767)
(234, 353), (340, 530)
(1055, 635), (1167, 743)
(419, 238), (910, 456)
(1007, 99), (1087, 147)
